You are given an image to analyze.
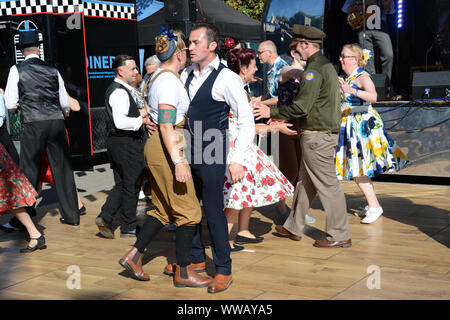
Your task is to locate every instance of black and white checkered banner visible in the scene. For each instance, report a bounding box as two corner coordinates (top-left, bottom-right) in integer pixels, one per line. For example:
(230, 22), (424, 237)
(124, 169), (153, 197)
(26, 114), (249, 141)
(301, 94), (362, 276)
(0, 0), (136, 20)
(83, 0), (135, 20)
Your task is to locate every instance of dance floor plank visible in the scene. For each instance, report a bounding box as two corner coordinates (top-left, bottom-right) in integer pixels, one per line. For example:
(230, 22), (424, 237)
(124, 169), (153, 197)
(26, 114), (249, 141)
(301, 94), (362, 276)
(0, 181), (448, 300)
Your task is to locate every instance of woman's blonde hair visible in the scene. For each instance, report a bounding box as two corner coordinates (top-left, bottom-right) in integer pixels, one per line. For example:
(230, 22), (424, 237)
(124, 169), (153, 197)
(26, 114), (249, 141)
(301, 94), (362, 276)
(155, 30), (185, 61)
(343, 43), (369, 68)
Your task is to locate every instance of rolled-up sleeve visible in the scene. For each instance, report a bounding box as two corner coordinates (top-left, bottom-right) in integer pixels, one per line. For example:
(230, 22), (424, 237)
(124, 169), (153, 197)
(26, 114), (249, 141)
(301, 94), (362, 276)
(216, 70), (255, 165)
(58, 72), (70, 111)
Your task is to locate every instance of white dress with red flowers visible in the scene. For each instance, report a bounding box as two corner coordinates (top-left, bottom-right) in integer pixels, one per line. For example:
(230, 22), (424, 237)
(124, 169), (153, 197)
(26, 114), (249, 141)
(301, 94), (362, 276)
(224, 113), (294, 210)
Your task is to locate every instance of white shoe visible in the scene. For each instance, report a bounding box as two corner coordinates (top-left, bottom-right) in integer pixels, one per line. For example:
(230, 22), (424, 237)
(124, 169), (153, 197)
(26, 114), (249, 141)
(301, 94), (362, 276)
(354, 205), (369, 217)
(138, 190), (146, 200)
(361, 207), (383, 224)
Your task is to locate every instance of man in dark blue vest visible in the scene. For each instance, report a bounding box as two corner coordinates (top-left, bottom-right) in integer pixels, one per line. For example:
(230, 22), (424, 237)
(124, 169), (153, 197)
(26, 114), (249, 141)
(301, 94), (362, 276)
(4, 30), (80, 226)
(176, 23), (255, 293)
(95, 55), (151, 238)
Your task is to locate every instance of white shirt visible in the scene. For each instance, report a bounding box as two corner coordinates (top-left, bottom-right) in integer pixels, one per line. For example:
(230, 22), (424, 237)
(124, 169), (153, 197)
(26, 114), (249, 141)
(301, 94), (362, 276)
(148, 67), (190, 125)
(180, 55), (255, 165)
(4, 54), (69, 112)
(0, 92), (5, 127)
(109, 78), (142, 131)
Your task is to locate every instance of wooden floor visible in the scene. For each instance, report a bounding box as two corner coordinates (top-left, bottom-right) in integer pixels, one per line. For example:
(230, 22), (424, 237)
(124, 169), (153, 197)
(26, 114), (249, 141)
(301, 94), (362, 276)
(0, 181), (449, 300)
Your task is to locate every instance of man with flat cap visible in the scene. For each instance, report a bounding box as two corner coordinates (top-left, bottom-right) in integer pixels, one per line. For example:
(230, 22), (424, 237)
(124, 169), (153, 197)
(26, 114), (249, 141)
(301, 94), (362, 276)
(4, 30), (80, 226)
(253, 25), (351, 248)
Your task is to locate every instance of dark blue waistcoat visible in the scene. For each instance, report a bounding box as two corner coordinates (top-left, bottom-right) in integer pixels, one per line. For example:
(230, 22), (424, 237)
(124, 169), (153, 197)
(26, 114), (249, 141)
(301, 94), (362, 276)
(185, 63), (230, 165)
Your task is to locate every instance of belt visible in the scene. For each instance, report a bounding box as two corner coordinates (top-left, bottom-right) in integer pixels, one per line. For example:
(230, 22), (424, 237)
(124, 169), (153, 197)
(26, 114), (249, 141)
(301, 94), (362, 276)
(302, 129), (333, 134)
(349, 105), (369, 114)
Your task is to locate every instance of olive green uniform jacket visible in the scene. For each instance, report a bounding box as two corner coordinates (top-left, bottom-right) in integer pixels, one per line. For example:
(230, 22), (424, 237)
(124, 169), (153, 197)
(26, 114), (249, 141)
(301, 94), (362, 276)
(270, 51), (341, 134)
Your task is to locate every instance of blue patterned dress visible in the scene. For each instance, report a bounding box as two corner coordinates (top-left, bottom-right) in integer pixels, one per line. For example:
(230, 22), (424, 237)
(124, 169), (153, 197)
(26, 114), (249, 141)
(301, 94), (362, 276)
(335, 68), (411, 180)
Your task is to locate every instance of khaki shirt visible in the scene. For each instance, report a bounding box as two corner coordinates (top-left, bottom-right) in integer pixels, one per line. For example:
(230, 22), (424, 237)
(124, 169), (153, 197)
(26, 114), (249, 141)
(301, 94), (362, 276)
(270, 51), (341, 133)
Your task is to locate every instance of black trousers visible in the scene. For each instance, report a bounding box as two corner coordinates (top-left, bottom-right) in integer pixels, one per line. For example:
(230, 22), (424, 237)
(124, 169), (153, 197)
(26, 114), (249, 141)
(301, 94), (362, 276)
(14, 120), (79, 224)
(189, 161), (232, 275)
(0, 125), (19, 165)
(99, 135), (145, 233)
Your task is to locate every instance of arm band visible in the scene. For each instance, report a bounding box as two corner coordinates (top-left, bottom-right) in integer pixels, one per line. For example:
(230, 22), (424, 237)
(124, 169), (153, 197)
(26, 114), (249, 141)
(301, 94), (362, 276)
(158, 108), (176, 124)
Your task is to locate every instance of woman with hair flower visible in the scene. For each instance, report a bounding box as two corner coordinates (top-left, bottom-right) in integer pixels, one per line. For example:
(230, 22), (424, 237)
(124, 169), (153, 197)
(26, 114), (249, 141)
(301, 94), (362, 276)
(219, 36), (241, 65)
(336, 44), (410, 224)
(224, 48), (295, 250)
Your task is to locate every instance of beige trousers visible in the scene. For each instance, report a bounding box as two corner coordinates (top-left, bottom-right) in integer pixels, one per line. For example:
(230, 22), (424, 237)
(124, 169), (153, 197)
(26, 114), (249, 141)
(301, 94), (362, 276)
(144, 121), (201, 226)
(284, 131), (351, 242)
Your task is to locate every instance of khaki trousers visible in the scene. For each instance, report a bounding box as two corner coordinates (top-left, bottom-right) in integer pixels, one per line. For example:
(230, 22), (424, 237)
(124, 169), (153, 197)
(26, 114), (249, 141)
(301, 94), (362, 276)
(144, 122), (201, 226)
(284, 132), (350, 242)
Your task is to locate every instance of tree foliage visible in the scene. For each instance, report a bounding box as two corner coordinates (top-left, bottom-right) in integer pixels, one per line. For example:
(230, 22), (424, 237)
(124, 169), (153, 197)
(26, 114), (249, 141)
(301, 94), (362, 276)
(136, 0), (154, 17)
(224, 0), (265, 21)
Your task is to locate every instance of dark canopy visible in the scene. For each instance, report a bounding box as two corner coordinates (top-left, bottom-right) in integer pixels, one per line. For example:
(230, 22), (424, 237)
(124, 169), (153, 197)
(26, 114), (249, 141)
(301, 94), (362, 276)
(138, 0), (262, 46)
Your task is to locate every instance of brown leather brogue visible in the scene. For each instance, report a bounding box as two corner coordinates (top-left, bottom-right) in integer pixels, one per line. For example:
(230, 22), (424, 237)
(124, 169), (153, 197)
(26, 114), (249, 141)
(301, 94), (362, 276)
(118, 247), (150, 281)
(313, 239), (352, 248)
(164, 261), (206, 276)
(274, 225), (302, 241)
(173, 264), (213, 288)
(207, 274), (233, 293)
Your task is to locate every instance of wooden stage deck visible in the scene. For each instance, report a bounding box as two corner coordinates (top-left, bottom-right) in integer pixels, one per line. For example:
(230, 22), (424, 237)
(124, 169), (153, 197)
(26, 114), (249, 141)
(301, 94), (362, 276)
(0, 181), (449, 300)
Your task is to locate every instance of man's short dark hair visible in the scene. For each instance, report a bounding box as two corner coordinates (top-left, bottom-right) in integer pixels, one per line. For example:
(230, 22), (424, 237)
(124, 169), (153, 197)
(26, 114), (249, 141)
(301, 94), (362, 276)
(112, 55), (134, 75)
(22, 45), (40, 53)
(191, 23), (220, 52)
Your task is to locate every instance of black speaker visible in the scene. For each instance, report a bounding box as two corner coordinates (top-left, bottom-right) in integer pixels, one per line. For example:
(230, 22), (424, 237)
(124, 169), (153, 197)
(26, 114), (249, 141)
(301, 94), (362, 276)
(372, 74), (389, 101)
(412, 71), (450, 99)
(164, 0), (196, 22)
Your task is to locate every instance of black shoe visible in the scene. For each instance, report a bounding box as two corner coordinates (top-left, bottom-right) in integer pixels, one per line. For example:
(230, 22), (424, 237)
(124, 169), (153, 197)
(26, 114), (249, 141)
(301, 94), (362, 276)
(234, 234), (264, 245)
(59, 218), (80, 226)
(120, 229), (137, 238)
(78, 205), (86, 216)
(95, 216), (115, 239)
(20, 234), (47, 253)
(230, 244), (244, 252)
(0, 223), (26, 233)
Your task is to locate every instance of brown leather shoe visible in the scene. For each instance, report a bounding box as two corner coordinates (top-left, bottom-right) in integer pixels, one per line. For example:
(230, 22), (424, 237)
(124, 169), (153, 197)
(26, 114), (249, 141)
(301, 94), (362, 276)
(164, 261), (206, 276)
(274, 225), (302, 241)
(207, 274), (233, 293)
(173, 264), (213, 288)
(118, 247), (150, 281)
(313, 239), (352, 248)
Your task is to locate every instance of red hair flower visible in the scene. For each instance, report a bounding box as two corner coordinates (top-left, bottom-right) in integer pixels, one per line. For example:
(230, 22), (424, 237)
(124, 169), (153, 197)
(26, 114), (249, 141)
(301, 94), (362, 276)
(224, 37), (235, 48)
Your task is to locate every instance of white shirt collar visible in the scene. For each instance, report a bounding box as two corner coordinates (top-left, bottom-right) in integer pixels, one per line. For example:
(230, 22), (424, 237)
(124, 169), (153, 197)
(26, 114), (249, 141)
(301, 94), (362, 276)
(191, 55), (221, 75)
(114, 78), (134, 91)
(24, 54), (40, 60)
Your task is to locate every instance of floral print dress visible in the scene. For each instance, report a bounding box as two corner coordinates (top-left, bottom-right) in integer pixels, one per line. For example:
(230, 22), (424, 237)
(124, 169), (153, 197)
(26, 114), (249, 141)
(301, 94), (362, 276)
(0, 144), (37, 213)
(224, 113), (294, 210)
(335, 68), (411, 180)
(278, 78), (301, 107)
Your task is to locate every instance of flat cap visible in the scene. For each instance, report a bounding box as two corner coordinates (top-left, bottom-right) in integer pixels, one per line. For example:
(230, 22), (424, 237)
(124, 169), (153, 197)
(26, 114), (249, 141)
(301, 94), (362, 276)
(292, 24), (326, 43)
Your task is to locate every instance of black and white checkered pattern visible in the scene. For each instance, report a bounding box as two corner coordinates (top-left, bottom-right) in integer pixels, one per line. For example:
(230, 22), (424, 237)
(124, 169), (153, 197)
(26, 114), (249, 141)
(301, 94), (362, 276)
(83, 0), (135, 20)
(0, 0), (135, 20)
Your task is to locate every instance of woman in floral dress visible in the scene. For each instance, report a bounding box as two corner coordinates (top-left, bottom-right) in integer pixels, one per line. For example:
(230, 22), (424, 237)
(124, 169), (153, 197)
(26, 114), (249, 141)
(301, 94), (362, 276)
(225, 48), (295, 250)
(0, 144), (46, 252)
(336, 44), (410, 224)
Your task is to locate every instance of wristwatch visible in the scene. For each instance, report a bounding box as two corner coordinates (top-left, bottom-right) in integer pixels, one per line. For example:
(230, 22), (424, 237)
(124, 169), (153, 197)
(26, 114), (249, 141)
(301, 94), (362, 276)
(173, 157), (183, 165)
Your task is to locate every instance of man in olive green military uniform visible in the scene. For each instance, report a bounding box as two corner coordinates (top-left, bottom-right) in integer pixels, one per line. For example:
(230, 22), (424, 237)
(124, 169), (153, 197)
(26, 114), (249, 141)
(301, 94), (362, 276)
(253, 25), (351, 248)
